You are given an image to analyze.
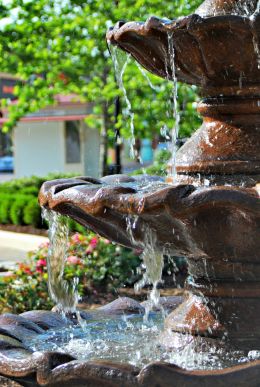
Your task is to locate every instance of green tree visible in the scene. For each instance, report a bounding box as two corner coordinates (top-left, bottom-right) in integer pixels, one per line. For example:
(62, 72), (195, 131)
(0, 0), (201, 174)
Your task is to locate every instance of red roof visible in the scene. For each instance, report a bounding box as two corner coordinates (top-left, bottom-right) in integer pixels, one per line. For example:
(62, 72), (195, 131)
(0, 114), (90, 124)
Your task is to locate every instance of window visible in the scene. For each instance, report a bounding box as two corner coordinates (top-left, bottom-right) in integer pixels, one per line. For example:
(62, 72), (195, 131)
(65, 121), (81, 163)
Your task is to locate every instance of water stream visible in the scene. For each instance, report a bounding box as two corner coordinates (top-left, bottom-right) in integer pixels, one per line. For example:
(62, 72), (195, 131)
(109, 43), (180, 177)
(43, 209), (79, 314)
(250, 6), (260, 69)
(134, 247), (164, 316)
(136, 61), (160, 92)
(109, 45), (136, 159)
(166, 32), (180, 181)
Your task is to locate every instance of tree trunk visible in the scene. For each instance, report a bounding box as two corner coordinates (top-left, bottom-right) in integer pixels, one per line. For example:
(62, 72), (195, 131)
(114, 96), (121, 174)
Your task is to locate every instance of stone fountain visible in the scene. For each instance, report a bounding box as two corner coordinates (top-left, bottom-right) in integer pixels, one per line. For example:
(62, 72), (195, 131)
(1, 0), (260, 385)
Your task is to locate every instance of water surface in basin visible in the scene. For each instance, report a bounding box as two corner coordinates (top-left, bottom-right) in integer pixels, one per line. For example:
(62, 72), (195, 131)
(28, 313), (260, 370)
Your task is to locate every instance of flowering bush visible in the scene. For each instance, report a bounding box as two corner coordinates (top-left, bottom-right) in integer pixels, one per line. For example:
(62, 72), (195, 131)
(0, 232), (141, 313)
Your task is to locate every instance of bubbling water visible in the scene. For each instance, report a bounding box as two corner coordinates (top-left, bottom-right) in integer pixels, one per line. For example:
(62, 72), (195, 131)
(28, 312), (260, 370)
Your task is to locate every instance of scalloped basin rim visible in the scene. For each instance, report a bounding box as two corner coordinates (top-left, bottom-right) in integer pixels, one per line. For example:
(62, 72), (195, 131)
(107, 13), (259, 41)
(1, 347), (260, 386)
(107, 12), (260, 86)
(39, 177), (260, 216)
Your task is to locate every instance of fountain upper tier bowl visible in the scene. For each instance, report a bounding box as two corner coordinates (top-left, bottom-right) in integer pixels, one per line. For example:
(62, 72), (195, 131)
(107, 0), (260, 91)
(107, 1), (260, 180)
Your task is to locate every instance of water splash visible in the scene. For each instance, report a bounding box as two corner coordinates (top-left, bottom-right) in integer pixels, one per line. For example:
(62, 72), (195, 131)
(109, 45), (136, 159)
(43, 209), (79, 314)
(29, 312), (260, 370)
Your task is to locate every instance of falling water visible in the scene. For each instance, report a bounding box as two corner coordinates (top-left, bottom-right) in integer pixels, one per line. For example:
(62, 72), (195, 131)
(136, 62), (160, 92)
(109, 45), (136, 159)
(126, 215), (164, 317)
(252, 36), (260, 70)
(257, 0), (260, 13)
(135, 247), (164, 318)
(43, 209), (79, 314)
(206, 0), (257, 16)
(251, 2), (260, 69)
(166, 32), (180, 182)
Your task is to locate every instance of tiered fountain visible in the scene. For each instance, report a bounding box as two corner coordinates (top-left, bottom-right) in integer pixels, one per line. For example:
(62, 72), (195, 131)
(0, 0), (260, 385)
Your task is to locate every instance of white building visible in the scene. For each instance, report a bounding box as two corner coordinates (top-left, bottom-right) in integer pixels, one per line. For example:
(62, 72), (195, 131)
(0, 95), (100, 178)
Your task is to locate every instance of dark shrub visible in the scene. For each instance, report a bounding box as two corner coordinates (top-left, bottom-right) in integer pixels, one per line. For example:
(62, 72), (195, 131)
(10, 196), (31, 225)
(20, 186), (39, 196)
(0, 194), (13, 224)
(0, 173), (78, 228)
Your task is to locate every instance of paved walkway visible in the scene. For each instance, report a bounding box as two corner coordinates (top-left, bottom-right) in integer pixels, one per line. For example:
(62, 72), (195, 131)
(0, 173), (15, 182)
(0, 230), (48, 269)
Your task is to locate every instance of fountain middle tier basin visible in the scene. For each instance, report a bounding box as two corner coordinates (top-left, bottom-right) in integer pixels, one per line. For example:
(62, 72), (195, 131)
(39, 174), (260, 350)
(39, 174), (259, 263)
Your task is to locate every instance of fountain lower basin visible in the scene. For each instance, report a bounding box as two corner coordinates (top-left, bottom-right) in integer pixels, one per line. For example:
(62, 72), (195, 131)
(1, 298), (260, 386)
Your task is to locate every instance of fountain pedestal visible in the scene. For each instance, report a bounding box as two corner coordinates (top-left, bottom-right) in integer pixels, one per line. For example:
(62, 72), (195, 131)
(104, 0), (260, 352)
(177, 88), (260, 186)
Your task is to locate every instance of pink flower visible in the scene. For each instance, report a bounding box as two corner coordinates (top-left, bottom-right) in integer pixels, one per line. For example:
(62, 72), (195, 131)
(36, 259), (47, 267)
(39, 241), (49, 248)
(90, 237), (98, 248)
(71, 233), (81, 244)
(36, 259), (47, 273)
(103, 239), (110, 244)
(67, 255), (81, 265)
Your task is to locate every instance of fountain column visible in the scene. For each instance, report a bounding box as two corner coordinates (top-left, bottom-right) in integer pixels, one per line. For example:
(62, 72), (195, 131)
(105, 0), (260, 351)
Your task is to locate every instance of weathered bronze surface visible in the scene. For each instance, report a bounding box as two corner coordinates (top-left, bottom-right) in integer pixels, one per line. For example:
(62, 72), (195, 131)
(104, 0), (260, 352)
(196, 0), (258, 16)
(38, 174), (260, 350)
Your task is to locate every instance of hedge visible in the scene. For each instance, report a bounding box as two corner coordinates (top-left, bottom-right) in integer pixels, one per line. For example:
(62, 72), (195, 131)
(0, 173), (90, 231)
(0, 173), (75, 229)
(0, 194), (13, 224)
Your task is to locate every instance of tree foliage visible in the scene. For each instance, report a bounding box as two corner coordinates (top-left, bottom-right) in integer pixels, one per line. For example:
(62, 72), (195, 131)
(0, 0), (202, 170)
